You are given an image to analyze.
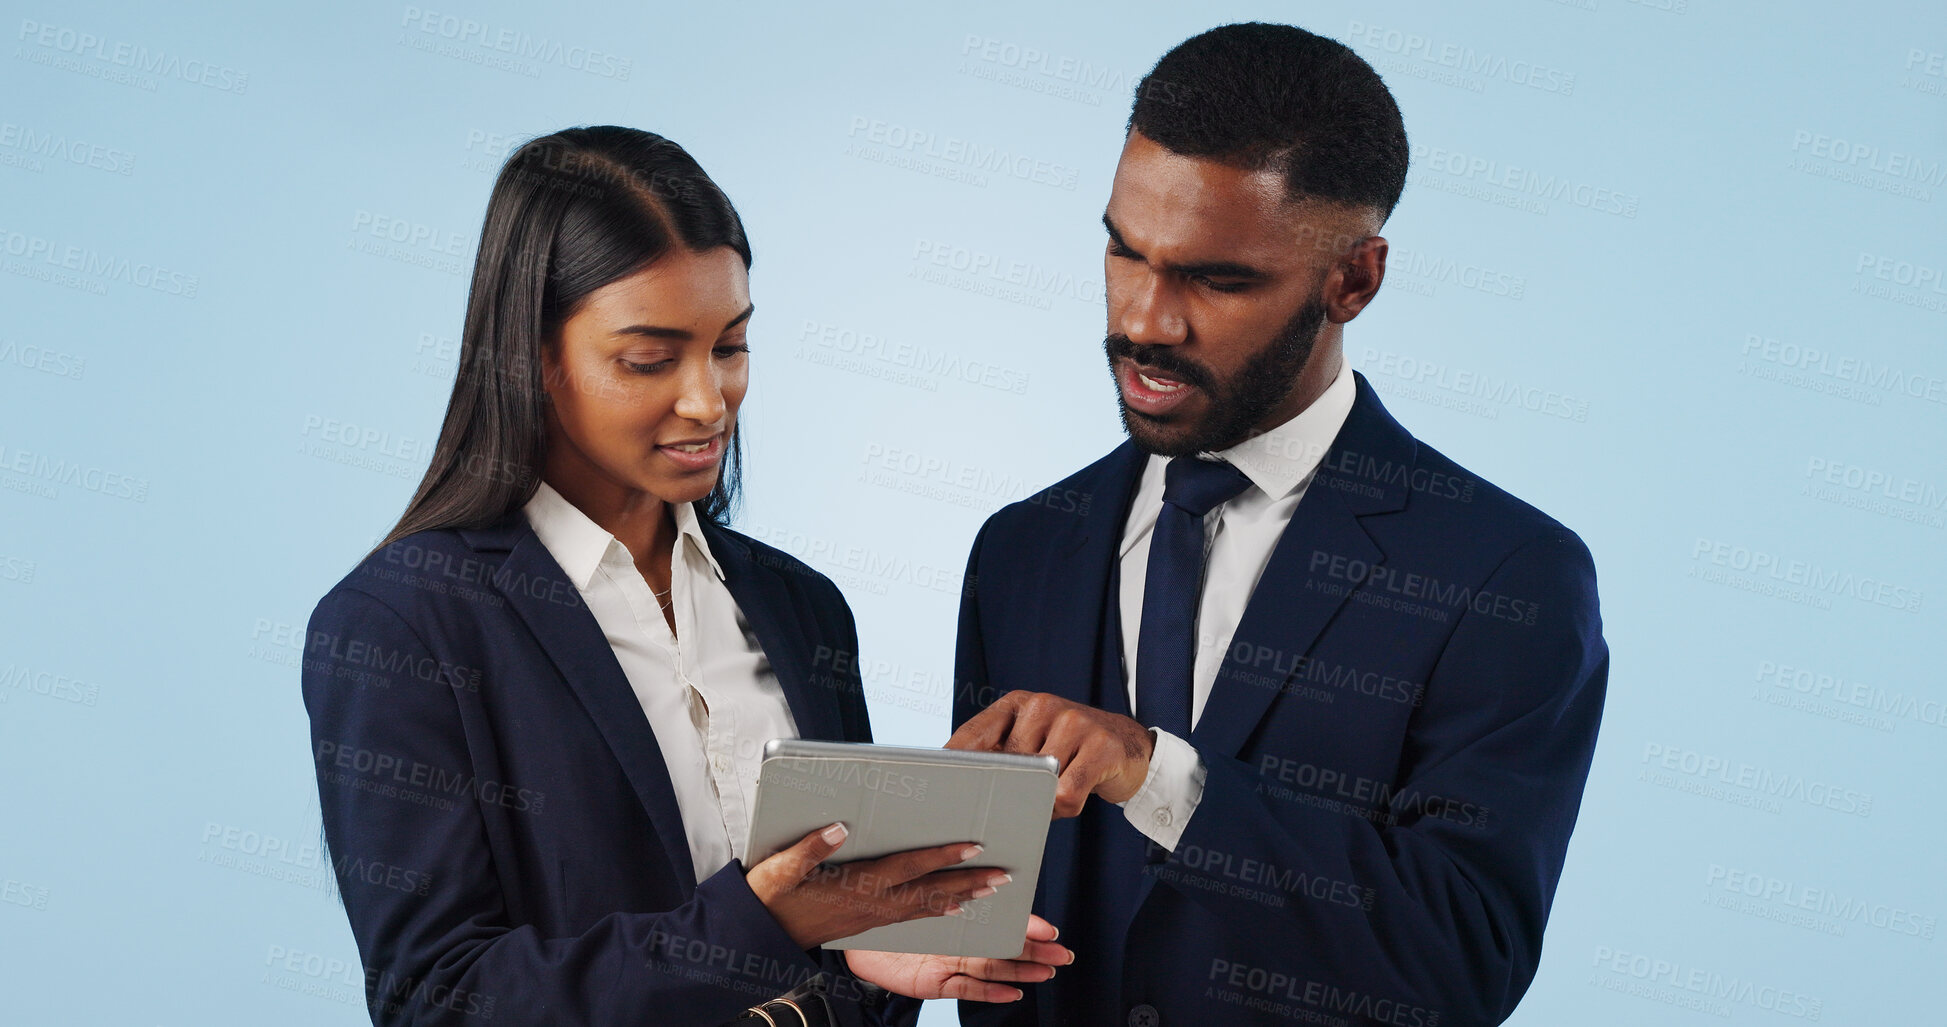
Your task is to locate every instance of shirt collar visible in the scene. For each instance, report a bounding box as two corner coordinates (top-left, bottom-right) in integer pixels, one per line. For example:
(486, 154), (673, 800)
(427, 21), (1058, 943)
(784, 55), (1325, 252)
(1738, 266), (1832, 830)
(671, 497), (726, 581)
(521, 481), (725, 591)
(1213, 356), (1357, 500)
(1115, 359), (1357, 560)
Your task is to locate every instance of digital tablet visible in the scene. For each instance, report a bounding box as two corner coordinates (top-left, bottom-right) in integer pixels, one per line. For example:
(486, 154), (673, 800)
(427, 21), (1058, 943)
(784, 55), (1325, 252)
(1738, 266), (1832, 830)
(745, 739), (1059, 958)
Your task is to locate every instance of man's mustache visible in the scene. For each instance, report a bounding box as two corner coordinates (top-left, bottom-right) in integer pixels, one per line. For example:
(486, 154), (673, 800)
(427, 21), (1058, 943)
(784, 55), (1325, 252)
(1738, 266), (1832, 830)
(1104, 335), (1214, 391)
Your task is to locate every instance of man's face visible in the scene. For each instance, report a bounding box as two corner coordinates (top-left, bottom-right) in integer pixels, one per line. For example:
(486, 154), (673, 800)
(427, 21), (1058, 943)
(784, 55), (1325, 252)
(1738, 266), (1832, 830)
(1102, 129), (1370, 456)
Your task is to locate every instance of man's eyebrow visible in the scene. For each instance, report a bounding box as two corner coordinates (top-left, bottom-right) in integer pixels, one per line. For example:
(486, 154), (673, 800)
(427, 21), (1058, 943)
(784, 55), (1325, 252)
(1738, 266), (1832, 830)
(1102, 212), (1269, 281)
(613, 302), (755, 340)
(1103, 212), (1134, 253)
(1173, 259), (1271, 281)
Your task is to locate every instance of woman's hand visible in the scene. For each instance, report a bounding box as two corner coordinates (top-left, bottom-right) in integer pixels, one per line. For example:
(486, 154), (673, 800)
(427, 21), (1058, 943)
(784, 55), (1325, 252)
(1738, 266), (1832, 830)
(843, 915), (1073, 1002)
(746, 823), (1010, 950)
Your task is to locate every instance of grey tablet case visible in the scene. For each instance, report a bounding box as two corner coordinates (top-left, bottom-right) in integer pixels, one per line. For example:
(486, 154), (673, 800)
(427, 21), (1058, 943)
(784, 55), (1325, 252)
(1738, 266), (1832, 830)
(745, 739), (1059, 958)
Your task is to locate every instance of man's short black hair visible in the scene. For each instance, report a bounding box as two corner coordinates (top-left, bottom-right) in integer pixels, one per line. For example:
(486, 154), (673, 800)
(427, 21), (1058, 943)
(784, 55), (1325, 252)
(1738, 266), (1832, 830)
(1130, 22), (1409, 223)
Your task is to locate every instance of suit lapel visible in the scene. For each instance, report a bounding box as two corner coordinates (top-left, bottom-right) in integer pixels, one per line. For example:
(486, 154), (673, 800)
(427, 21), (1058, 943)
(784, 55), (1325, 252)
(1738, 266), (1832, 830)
(1191, 372), (1417, 759)
(478, 522), (699, 887)
(1191, 483), (1380, 757)
(1041, 442), (1148, 708)
(1021, 443), (1145, 952)
(701, 523), (845, 744)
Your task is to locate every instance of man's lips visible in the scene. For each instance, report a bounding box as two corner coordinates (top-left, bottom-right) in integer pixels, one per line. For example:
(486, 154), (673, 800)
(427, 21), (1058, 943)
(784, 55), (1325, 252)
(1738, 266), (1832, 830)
(656, 434), (724, 471)
(1116, 357), (1201, 416)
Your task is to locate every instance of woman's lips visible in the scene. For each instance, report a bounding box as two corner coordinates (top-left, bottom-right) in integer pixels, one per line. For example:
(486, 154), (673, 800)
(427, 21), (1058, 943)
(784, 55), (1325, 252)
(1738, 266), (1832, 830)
(1116, 358), (1199, 416)
(656, 435), (724, 472)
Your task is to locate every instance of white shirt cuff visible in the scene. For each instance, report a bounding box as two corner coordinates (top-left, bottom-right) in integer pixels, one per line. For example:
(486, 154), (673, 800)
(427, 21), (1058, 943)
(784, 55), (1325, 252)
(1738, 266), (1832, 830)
(1115, 728), (1207, 852)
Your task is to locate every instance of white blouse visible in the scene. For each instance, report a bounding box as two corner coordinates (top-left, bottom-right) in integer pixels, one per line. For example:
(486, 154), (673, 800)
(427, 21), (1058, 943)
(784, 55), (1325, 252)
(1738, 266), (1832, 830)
(523, 482), (799, 882)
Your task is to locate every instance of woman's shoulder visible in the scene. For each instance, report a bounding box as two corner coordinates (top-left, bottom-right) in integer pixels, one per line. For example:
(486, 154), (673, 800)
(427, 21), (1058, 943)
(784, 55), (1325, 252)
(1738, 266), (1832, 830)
(313, 525), (514, 628)
(706, 521), (850, 612)
(301, 527), (505, 718)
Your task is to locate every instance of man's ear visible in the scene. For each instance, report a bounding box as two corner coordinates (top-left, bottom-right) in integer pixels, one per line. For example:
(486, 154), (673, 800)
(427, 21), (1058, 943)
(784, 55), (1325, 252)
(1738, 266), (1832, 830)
(1326, 236), (1387, 324)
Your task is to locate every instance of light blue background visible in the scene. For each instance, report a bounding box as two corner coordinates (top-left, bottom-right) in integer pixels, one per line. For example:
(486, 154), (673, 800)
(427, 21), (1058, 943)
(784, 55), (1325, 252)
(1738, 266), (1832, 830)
(3, 0), (1943, 1023)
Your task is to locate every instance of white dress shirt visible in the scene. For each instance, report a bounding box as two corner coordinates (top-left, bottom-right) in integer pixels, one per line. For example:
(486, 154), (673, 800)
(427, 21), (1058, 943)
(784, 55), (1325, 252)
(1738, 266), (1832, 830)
(523, 482), (799, 882)
(1113, 358), (1358, 850)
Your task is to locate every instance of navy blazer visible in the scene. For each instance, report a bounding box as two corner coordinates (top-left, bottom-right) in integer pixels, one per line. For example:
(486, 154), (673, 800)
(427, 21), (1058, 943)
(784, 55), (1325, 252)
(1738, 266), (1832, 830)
(954, 372), (1608, 1027)
(301, 511), (913, 1027)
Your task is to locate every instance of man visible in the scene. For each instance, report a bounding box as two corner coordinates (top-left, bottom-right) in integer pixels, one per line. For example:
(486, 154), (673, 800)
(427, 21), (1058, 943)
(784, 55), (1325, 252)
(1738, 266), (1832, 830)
(946, 23), (1607, 1027)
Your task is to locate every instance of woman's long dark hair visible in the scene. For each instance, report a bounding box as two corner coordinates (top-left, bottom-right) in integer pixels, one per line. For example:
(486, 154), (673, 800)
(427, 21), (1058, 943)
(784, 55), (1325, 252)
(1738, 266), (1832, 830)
(374, 126), (751, 555)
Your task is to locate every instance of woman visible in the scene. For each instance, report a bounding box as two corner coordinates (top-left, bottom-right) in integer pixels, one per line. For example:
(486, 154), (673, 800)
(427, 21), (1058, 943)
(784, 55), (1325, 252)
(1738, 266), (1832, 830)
(301, 126), (1067, 1027)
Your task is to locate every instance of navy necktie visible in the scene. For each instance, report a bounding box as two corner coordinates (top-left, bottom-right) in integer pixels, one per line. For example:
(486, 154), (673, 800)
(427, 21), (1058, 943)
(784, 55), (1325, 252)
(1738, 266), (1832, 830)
(1134, 455), (1253, 739)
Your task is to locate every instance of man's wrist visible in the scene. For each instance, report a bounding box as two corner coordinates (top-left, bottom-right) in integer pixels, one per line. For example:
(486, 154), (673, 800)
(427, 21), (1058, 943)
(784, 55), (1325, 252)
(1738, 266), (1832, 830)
(1116, 728), (1206, 851)
(1116, 730), (1163, 803)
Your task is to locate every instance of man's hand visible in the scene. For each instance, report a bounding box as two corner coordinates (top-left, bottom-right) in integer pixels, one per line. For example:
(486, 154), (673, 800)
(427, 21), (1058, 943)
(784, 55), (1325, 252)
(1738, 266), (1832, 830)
(946, 691), (1154, 816)
(844, 915), (1072, 1002)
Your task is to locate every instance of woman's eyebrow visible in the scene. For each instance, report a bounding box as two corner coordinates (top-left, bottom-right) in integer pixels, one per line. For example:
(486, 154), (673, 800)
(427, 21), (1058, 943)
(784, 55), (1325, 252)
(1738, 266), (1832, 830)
(612, 303), (755, 339)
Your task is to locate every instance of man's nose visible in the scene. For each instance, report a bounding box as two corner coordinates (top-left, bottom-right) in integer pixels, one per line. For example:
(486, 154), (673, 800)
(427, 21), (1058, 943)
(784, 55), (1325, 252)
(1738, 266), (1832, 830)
(1113, 268), (1188, 347)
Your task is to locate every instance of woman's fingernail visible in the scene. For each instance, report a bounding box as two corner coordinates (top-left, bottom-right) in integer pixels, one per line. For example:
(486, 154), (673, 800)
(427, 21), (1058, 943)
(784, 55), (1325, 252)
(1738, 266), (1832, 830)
(986, 873), (1012, 889)
(822, 823), (848, 845)
(971, 886), (997, 899)
(945, 902), (964, 916)
(959, 844), (984, 861)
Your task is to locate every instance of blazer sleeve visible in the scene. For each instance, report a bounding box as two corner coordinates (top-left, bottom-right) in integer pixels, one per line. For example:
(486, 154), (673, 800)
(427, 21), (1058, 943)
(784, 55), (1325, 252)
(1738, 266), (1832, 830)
(951, 518), (995, 729)
(303, 586), (831, 1027)
(1160, 530), (1609, 1027)
(824, 573), (878, 748)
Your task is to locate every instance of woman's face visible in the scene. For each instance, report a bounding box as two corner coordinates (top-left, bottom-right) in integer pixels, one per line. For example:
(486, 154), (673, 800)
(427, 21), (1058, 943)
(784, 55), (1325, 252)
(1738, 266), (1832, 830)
(540, 245), (752, 508)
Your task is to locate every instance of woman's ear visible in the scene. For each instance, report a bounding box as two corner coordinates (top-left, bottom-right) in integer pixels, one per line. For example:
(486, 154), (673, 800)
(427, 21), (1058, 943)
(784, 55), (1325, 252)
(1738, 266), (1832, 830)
(536, 331), (562, 405)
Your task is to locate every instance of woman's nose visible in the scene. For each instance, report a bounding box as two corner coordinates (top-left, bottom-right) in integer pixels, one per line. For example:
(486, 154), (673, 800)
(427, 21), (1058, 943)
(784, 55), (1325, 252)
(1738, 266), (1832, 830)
(671, 358), (727, 426)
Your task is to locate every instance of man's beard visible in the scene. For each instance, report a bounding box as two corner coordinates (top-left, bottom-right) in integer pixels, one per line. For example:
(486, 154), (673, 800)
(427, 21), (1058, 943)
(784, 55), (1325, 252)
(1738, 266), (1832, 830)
(1105, 294), (1327, 457)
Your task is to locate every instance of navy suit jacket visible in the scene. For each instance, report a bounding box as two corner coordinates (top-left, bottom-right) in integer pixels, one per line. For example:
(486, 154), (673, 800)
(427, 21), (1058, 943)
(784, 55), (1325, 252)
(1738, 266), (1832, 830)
(954, 372), (1608, 1027)
(301, 511), (915, 1027)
